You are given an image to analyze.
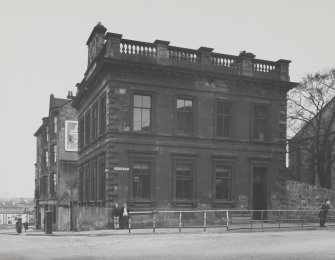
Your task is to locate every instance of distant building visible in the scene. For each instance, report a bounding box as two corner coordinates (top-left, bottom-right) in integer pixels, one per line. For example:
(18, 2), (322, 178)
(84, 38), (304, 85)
(0, 199), (34, 225)
(72, 23), (296, 230)
(34, 93), (78, 231)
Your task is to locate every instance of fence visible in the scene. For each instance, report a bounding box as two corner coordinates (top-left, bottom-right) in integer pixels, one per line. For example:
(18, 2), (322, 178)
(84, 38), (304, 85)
(126, 209), (335, 233)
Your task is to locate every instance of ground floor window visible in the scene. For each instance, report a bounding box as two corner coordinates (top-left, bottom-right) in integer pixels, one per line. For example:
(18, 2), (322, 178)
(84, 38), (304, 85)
(215, 165), (232, 200)
(175, 163), (193, 200)
(79, 156), (106, 204)
(132, 162), (151, 200)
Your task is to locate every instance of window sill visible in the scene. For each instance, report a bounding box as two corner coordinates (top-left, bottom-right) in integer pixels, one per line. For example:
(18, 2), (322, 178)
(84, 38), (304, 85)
(212, 200), (235, 208)
(172, 200), (195, 208)
(214, 136), (236, 141)
(250, 139), (272, 144)
(131, 131), (153, 135)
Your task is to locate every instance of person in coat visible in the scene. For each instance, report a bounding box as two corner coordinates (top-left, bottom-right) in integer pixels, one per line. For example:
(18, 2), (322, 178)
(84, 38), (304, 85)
(15, 217), (22, 234)
(120, 203), (130, 229)
(112, 203), (120, 230)
(319, 199), (331, 227)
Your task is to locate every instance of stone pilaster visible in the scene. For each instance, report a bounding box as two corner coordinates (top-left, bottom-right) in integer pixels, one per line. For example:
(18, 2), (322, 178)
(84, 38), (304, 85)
(154, 40), (170, 65)
(238, 51), (255, 77)
(105, 32), (123, 59)
(86, 22), (107, 67)
(276, 59), (291, 81)
(198, 47), (214, 68)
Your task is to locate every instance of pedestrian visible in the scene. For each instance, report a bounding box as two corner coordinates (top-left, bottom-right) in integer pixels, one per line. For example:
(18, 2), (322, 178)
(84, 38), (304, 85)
(23, 217), (29, 232)
(120, 203), (130, 229)
(15, 217), (22, 234)
(319, 199), (331, 227)
(112, 203), (120, 230)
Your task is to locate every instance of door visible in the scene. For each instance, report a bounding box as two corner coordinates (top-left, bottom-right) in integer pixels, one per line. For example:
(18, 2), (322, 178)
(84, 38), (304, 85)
(252, 167), (267, 220)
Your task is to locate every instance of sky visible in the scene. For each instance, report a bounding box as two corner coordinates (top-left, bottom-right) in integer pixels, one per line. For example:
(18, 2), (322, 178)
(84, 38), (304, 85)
(0, 0), (334, 198)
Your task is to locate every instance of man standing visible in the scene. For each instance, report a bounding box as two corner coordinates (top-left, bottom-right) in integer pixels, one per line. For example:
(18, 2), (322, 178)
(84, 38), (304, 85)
(319, 200), (331, 227)
(112, 203), (120, 230)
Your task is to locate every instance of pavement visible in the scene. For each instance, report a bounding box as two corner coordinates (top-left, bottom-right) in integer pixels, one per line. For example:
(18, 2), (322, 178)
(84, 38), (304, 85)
(1, 224), (335, 259)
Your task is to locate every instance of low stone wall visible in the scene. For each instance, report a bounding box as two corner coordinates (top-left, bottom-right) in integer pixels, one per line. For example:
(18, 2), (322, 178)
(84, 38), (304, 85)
(57, 206), (70, 231)
(75, 206), (111, 231)
(272, 180), (335, 211)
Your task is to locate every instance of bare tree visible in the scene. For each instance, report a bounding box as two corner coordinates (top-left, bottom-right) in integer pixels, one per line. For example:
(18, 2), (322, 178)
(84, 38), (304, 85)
(288, 68), (335, 188)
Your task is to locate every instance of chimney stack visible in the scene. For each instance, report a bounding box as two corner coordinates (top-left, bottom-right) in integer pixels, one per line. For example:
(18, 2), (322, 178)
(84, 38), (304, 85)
(67, 91), (74, 100)
(86, 22), (107, 68)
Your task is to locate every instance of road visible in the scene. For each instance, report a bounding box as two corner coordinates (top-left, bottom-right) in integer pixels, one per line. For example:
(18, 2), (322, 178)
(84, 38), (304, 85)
(0, 228), (335, 259)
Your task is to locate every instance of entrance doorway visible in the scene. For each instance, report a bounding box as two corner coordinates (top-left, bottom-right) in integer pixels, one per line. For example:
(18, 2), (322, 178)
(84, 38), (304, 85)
(252, 166), (267, 220)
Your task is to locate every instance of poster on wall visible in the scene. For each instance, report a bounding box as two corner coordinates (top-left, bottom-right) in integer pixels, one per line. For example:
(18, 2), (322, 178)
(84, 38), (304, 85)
(65, 121), (78, 151)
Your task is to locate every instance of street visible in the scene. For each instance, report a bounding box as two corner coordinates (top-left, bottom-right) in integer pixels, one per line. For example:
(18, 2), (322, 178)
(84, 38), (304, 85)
(0, 228), (335, 259)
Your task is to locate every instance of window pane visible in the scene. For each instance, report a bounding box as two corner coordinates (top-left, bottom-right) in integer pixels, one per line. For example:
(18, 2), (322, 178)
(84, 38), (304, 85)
(255, 106), (268, 118)
(134, 95), (142, 107)
(177, 99), (185, 109)
(141, 109), (150, 131)
(176, 180), (192, 199)
(215, 165), (231, 200)
(217, 102), (223, 114)
(184, 100), (193, 112)
(217, 115), (223, 136)
(223, 116), (232, 137)
(254, 105), (268, 141)
(142, 96), (151, 108)
(176, 164), (193, 199)
(216, 179), (229, 200)
(133, 108), (142, 131)
(184, 112), (193, 134)
(133, 162), (151, 199)
(223, 103), (233, 115)
(133, 95), (151, 132)
(177, 110), (184, 131)
(133, 162), (142, 170)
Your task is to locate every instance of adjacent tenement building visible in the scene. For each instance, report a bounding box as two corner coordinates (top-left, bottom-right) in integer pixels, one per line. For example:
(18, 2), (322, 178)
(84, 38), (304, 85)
(72, 23), (296, 229)
(34, 94), (78, 231)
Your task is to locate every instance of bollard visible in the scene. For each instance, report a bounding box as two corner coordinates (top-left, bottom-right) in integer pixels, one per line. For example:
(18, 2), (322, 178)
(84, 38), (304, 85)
(128, 216), (131, 234)
(179, 212), (182, 233)
(226, 210), (230, 231)
(153, 212), (156, 233)
(45, 211), (52, 235)
(204, 211), (207, 232)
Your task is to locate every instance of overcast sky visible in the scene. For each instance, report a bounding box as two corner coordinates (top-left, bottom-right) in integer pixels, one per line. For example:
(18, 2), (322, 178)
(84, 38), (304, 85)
(0, 0), (334, 198)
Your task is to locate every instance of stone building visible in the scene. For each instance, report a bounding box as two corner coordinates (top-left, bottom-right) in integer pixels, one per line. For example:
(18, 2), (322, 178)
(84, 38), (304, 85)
(72, 23), (296, 230)
(34, 93), (78, 231)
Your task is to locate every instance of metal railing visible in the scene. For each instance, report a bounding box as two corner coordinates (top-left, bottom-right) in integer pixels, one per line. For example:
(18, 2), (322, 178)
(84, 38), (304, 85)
(126, 209), (335, 233)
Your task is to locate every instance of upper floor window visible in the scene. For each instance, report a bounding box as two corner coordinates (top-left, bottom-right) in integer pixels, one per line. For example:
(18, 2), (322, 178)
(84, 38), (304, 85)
(132, 162), (151, 200)
(216, 102), (233, 138)
(97, 157), (106, 201)
(79, 117), (84, 150)
(133, 94), (151, 132)
(49, 172), (56, 196)
(91, 161), (97, 201)
(215, 165), (232, 200)
(85, 111), (91, 145)
(176, 98), (194, 135)
(92, 103), (98, 140)
(99, 95), (106, 135)
(46, 126), (49, 141)
(45, 151), (49, 167)
(52, 145), (57, 163)
(175, 163), (193, 200)
(53, 116), (58, 133)
(78, 167), (84, 201)
(253, 105), (269, 141)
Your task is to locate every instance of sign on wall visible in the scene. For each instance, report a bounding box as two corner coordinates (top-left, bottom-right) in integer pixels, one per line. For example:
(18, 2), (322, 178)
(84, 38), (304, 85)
(65, 121), (78, 151)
